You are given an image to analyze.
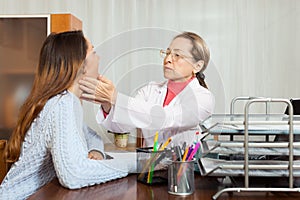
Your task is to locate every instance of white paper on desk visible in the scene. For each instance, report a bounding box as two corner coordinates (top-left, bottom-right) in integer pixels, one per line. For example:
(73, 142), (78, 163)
(105, 152), (137, 173)
(106, 152), (137, 160)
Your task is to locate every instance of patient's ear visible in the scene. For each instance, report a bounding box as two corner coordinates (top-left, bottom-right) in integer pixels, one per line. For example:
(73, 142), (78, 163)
(193, 60), (204, 74)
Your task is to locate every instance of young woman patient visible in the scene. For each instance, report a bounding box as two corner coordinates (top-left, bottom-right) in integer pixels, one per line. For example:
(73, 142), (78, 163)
(0, 30), (135, 200)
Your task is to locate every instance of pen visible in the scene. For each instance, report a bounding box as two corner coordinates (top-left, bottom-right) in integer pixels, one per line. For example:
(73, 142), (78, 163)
(171, 143), (176, 161)
(186, 145), (194, 160)
(170, 159), (176, 192)
(181, 142), (187, 155)
(187, 142), (200, 161)
(175, 146), (182, 161)
(158, 143), (162, 150)
(153, 152), (166, 166)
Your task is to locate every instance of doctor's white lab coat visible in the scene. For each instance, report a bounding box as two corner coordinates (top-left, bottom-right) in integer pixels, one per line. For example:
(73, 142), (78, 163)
(96, 78), (215, 147)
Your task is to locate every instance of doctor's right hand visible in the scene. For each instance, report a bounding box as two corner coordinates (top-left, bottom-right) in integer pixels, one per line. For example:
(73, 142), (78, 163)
(79, 75), (117, 112)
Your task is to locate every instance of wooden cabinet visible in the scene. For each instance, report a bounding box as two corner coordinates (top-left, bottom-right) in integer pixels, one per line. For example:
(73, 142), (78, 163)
(51, 14), (82, 33)
(0, 14), (82, 139)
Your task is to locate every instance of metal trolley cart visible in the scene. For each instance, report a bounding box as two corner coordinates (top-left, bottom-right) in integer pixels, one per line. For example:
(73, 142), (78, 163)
(198, 97), (300, 199)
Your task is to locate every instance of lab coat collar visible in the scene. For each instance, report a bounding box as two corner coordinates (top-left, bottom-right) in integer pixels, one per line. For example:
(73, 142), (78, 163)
(164, 78), (199, 106)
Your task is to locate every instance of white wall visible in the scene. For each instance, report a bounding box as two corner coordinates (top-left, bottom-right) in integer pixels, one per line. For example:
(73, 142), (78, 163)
(1, 0), (300, 143)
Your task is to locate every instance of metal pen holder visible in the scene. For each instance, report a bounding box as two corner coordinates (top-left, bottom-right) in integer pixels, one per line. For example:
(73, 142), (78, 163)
(168, 160), (195, 196)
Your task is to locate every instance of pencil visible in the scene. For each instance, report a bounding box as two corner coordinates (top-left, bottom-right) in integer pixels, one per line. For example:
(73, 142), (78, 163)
(182, 147), (189, 161)
(176, 146), (190, 182)
(159, 137), (172, 150)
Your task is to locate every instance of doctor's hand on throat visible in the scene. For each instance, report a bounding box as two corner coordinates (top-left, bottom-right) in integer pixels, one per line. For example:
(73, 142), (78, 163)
(79, 75), (117, 113)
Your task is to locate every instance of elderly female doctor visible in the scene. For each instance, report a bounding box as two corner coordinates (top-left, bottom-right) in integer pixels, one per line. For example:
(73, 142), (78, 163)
(79, 32), (215, 146)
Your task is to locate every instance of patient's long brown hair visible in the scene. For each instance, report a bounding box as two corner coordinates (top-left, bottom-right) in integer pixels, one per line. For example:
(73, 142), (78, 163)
(5, 30), (88, 164)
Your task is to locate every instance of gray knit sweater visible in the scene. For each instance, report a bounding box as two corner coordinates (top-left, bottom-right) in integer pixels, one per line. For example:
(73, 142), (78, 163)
(0, 91), (135, 200)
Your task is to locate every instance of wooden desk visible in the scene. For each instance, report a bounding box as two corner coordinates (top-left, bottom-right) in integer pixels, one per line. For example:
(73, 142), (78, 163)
(28, 174), (300, 200)
(28, 143), (300, 200)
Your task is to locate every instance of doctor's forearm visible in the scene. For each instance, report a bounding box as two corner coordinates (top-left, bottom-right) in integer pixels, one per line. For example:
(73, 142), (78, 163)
(101, 103), (112, 113)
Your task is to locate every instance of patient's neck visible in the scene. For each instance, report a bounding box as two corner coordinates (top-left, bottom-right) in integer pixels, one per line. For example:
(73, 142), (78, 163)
(68, 80), (82, 98)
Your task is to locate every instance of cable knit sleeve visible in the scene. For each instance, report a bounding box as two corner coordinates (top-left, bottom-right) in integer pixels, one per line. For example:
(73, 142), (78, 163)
(49, 94), (136, 189)
(83, 124), (105, 153)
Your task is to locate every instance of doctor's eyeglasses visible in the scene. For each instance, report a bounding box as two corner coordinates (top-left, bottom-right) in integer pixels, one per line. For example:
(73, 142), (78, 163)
(160, 49), (194, 62)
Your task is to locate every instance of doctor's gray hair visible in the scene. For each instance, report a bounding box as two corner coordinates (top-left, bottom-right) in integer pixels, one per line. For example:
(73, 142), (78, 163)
(173, 32), (210, 89)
